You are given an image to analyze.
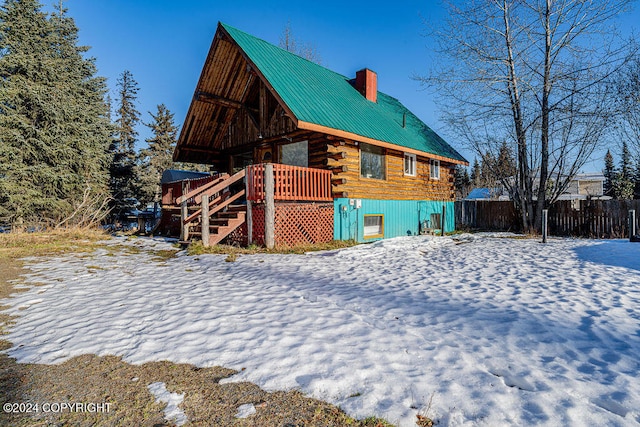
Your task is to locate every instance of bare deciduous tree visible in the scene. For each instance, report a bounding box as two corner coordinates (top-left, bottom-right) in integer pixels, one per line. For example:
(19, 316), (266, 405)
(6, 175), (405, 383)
(419, 0), (635, 232)
(279, 21), (322, 65)
(615, 42), (640, 155)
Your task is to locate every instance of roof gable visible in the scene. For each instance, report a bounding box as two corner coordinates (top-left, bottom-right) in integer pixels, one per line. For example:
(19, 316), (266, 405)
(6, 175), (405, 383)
(221, 23), (466, 164)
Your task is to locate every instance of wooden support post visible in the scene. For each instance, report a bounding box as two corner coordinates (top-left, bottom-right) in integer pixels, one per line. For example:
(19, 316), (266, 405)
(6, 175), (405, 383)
(542, 209), (548, 243)
(180, 181), (189, 241)
(264, 163), (275, 249)
(245, 167), (253, 246)
(630, 210), (636, 241)
(201, 195), (210, 247)
(441, 204), (446, 236)
(246, 200), (253, 246)
(259, 81), (266, 137)
(181, 201), (189, 241)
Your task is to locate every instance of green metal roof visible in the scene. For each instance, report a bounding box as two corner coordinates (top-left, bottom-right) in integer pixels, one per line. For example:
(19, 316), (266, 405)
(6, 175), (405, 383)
(221, 23), (466, 163)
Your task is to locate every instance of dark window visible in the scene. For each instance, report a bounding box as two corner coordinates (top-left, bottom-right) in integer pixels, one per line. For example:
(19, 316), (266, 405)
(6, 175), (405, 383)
(360, 143), (386, 180)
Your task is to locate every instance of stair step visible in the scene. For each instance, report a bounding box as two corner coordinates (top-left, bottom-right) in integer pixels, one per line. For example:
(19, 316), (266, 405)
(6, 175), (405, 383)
(216, 212), (239, 218)
(210, 218), (230, 225)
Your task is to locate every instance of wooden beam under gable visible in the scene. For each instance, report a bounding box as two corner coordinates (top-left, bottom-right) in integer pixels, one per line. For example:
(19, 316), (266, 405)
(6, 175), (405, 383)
(218, 24), (299, 128)
(210, 49), (251, 150)
(194, 91), (244, 109)
(259, 79), (266, 137)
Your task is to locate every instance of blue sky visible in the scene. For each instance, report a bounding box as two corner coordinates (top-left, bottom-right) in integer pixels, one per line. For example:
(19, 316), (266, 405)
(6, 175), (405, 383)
(58, 0), (638, 172)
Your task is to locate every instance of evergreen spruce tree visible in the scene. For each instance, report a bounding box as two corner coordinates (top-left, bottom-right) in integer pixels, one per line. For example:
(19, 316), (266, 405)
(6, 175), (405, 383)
(495, 141), (516, 183)
(612, 172), (635, 199)
(453, 165), (471, 199)
(470, 159), (482, 187)
(109, 70), (140, 213)
(613, 141), (635, 199)
(136, 104), (178, 205)
(0, 0), (111, 227)
(603, 150), (615, 197)
(480, 153), (496, 188)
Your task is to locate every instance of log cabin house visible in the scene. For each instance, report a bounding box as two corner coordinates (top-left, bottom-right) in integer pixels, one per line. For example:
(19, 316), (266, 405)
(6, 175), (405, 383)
(165, 22), (467, 247)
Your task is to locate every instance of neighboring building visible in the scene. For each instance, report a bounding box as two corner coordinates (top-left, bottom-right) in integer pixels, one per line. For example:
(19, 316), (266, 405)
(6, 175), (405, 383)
(168, 23), (467, 246)
(464, 173), (608, 204)
(557, 173), (608, 201)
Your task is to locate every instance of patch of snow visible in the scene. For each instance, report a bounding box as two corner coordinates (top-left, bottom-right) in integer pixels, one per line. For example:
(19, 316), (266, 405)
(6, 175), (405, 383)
(235, 403), (256, 418)
(2, 235), (640, 426)
(147, 381), (187, 426)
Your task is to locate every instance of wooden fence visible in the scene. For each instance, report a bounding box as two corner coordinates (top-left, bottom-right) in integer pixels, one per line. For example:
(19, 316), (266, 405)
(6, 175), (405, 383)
(548, 200), (640, 238)
(455, 201), (519, 232)
(456, 199), (640, 238)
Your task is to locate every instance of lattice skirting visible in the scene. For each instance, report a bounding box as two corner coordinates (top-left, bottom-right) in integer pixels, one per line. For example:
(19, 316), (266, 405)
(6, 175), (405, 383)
(249, 202), (334, 247)
(223, 223), (248, 247)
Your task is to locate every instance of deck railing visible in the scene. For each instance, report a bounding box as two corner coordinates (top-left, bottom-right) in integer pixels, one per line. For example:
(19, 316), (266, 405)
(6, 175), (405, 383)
(246, 164), (332, 202)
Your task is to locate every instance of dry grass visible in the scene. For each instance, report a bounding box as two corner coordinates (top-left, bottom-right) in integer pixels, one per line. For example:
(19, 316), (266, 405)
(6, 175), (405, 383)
(0, 354), (395, 426)
(0, 227), (108, 259)
(187, 239), (358, 257)
(0, 231), (394, 426)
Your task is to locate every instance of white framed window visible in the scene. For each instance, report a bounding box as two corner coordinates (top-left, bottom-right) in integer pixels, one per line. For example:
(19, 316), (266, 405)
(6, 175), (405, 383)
(404, 153), (416, 176)
(363, 214), (384, 238)
(430, 159), (440, 180)
(360, 143), (386, 180)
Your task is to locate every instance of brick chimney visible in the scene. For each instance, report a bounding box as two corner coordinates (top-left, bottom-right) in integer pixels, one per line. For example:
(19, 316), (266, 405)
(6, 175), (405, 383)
(355, 68), (377, 103)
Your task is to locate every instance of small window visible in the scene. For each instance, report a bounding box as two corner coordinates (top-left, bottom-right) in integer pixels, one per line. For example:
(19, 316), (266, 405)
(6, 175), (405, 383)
(280, 140), (308, 167)
(404, 153), (416, 176)
(360, 143), (386, 180)
(364, 214), (384, 238)
(430, 159), (440, 180)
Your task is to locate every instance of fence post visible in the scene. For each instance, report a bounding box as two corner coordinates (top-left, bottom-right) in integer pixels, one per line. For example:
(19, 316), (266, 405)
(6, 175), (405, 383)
(201, 195), (210, 247)
(264, 163), (275, 249)
(630, 210), (636, 241)
(542, 209), (548, 243)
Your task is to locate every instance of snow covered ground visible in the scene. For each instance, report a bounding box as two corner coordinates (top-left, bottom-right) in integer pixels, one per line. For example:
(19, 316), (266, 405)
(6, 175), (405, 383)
(2, 234), (640, 426)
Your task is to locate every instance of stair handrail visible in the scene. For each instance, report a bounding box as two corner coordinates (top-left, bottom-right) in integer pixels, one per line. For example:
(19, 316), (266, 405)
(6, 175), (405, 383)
(175, 173), (230, 205)
(177, 169), (246, 207)
(183, 189), (246, 225)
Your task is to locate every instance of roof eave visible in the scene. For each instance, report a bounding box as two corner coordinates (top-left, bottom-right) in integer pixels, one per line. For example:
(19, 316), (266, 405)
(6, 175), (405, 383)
(297, 120), (468, 165)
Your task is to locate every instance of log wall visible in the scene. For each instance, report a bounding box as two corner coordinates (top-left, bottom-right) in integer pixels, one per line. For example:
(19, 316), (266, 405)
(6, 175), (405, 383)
(326, 141), (455, 201)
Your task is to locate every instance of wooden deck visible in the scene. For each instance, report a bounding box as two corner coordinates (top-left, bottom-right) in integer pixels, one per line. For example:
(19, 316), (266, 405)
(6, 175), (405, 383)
(161, 164), (334, 247)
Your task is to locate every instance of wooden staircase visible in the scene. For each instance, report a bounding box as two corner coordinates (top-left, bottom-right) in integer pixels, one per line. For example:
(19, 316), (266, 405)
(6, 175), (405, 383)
(176, 169), (247, 247)
(190, 206), (246, 246)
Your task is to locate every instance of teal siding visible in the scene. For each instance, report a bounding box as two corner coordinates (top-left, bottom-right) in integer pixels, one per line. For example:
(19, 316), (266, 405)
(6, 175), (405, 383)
(333, 198), (455, 242)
